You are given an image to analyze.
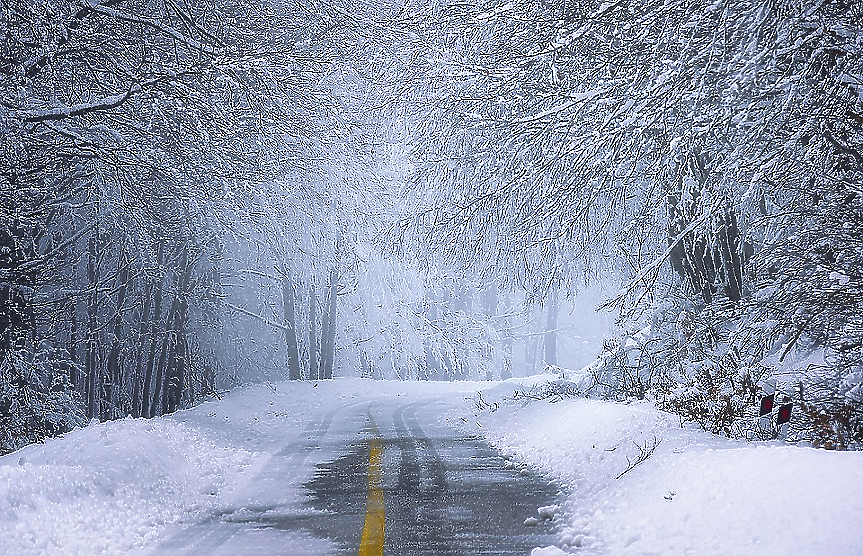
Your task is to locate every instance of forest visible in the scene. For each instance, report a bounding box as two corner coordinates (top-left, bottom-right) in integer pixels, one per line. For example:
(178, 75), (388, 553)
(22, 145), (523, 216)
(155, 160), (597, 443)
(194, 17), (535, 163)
(1, 0), (861, 453)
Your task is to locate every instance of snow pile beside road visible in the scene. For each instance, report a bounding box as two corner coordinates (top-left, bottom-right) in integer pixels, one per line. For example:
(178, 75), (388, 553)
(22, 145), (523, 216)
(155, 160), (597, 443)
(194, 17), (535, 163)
(0, 418), (254, 555)
(470, 382), (863, 556)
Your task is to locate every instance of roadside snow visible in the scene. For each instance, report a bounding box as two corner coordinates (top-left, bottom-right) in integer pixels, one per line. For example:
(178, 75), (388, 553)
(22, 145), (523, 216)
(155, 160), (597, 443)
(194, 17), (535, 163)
(0, 416), (252, 555)
(2, 376), (860, 556)
(469, 379), (863, 556)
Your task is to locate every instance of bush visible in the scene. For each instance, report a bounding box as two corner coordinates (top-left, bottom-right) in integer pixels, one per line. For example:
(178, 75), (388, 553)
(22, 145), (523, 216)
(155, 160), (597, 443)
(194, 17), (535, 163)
(582, 297), (771, 438)
(0, 345), (85, 455)
(798, 359), (863, 450)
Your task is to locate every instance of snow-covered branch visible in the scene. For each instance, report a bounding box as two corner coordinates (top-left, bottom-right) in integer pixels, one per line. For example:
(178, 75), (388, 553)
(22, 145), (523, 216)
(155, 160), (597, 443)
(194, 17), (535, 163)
(17, 86), (139, 123)
(86, 0), (224, 55)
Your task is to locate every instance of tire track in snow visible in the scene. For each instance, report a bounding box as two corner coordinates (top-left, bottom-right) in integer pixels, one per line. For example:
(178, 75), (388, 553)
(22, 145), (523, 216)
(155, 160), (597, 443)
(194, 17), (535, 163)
(149, 400), (365, 556)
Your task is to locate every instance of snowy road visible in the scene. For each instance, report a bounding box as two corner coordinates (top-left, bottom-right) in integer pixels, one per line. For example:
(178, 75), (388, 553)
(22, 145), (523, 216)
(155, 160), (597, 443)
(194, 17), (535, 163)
(3, 378), (863, 556)
(147, 396), (561, 555)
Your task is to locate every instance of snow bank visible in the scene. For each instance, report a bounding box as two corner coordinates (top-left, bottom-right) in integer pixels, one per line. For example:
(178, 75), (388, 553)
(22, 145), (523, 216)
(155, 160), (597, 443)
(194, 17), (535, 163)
(469, 383), (863, 555)
(0, 418), (253, 555)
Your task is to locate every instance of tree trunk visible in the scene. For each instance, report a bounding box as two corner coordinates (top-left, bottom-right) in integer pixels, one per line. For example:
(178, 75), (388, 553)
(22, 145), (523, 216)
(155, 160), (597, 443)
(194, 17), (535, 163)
(359, 350), (371, 378)
(320, 285), (329, 377)
(544, 289), (558, 367)
(502, 306), (513, 380)
(0, 227), (15, 354)
(282, 271), (302, 381)
(718, 208), (744, 302)
(152, 332), (169, 417)
(104, 247), (130, 420)
(69, 298), (80, 390)
(482, 283), (498, 316)
(483, 283), (498, 380)
(308, 282), (318, 380)
(85, 231), (99, 421)
(321, 266), (338, 379)
(423, 295), (440, 380)
(131, 284), (152, 418)
(441, 349), (455, 380)
(142, 241), (165, 418)
(162, 244), (193, 415)
(526, 326), (540, 376)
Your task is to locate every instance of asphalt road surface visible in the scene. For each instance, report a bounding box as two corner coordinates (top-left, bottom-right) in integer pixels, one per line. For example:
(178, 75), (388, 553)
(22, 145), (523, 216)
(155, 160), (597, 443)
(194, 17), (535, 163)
(152, 398), (562, 555)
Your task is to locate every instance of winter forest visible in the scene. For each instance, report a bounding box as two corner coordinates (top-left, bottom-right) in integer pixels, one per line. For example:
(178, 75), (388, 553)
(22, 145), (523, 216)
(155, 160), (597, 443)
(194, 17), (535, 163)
(2, 0), (862, 455)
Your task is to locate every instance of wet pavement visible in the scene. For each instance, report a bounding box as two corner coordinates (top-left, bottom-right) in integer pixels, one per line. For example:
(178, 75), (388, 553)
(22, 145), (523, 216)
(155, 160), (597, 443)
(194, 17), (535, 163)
(150, 398), (562, 555)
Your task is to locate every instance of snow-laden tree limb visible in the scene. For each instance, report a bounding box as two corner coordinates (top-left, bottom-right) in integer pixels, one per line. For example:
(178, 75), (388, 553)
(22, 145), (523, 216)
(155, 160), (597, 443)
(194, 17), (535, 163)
(599, 208), (714, 313)
(86, 0), (224, 55)
(17, 86), (139, 123)
(223, 301), (290, 333)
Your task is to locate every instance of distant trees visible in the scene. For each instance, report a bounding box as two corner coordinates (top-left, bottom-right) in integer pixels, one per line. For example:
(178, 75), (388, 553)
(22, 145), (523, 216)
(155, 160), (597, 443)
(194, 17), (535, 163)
(414, 273), (570, 381)
(218, 196), (345, 384)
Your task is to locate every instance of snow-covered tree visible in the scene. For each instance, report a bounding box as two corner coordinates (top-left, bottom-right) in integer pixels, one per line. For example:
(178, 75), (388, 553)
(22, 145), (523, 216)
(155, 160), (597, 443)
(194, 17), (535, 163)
(394, 0), (863, 445)
(0, 0), (396, 450)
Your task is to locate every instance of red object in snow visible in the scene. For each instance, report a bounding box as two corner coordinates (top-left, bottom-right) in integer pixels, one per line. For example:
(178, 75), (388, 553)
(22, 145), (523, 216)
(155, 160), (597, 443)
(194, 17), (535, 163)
(777, 403), (793, 425)
(759, 394), (775, 417)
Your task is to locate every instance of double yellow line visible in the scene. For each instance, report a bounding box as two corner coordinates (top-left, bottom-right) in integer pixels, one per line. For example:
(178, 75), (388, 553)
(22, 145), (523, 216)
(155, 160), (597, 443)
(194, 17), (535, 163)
(358, 415), (385, 556)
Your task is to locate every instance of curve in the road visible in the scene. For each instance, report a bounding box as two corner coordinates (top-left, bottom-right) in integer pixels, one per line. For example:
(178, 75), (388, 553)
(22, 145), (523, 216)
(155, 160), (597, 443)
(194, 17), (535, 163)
(148, 398), (563, 556)
(149, 400), (367, 556)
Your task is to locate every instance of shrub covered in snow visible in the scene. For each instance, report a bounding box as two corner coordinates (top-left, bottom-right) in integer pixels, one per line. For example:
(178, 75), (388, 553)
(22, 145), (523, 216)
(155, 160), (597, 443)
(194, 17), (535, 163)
(576, 291), (863, 449)
(0, 346), (85, 455)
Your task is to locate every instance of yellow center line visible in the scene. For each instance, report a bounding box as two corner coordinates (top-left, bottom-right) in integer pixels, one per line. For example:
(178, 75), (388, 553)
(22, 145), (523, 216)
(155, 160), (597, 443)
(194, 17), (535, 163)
(358, 416), (385, 556)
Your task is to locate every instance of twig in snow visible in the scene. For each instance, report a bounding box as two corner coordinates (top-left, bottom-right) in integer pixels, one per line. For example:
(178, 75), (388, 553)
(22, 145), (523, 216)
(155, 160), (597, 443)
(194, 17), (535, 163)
(474, 391), (499, 412)
(615, 436), (661, 480)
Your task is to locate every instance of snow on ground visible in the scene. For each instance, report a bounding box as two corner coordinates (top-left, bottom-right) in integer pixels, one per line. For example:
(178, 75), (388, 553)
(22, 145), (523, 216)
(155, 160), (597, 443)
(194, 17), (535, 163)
(2, 375), (862, 556)
(0, 379), (479, 556)
(467, 378), (863, 556)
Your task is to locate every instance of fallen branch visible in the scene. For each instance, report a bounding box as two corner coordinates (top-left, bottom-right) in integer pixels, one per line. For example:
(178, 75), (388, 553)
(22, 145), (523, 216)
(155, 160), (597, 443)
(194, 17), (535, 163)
(474, 391), (499, 412)
(615, 435), (661, 480)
